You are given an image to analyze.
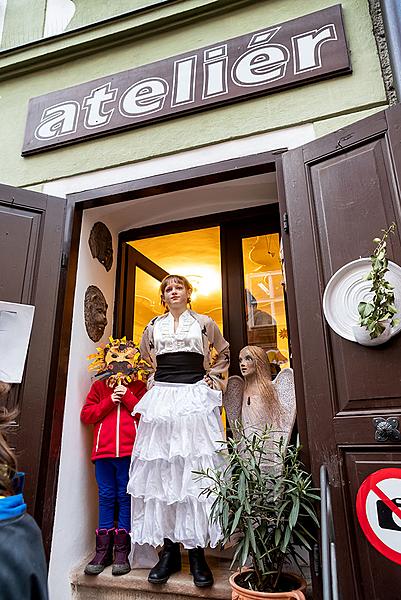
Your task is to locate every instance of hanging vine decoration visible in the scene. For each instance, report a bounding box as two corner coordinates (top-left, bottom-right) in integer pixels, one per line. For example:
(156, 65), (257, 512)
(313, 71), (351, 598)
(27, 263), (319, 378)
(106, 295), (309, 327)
(358, 223), (399, 339)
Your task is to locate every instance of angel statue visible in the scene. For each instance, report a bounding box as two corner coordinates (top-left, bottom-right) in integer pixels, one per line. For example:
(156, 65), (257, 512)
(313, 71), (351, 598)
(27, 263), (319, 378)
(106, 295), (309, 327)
(223, 345), (296, 457)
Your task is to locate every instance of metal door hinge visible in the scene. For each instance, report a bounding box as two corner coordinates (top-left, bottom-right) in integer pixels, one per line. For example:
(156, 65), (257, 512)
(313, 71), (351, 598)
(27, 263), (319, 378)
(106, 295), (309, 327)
(283, 212), (289, 233)
(312, 543), (320, 576)
(61, 252), (68, 268)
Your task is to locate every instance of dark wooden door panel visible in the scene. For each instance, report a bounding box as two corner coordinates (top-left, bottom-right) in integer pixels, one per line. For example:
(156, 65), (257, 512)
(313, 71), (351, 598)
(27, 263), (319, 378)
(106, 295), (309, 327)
(0, 206), (41, 302)
(0, 185), (65, 513)
(282, 103), (401, 599)
(344, 450), (401, 600)
(310, 138), (401, 279)
(329, 335), (401, 413)
(334, 416), (401, 444)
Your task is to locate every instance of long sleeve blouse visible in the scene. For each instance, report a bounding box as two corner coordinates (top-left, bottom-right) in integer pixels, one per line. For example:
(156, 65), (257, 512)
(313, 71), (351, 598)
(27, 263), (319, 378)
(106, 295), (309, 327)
(140, 310), (230, 392)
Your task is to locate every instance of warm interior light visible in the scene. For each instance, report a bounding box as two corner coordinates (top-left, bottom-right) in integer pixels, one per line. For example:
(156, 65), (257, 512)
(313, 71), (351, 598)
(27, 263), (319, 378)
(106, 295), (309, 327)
(172, 268), (221, 299)
(129, 227), (223, 337)
(257, 281), (270, 296)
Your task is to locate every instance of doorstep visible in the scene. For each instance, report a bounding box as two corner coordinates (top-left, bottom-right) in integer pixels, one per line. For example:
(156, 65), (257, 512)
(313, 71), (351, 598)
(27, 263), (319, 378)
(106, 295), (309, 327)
(70, 554), (233, 600)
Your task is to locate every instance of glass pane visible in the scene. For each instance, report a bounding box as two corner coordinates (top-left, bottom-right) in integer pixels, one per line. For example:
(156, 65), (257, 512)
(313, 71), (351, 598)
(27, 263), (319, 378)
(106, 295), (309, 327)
(130, 226), (223, 338)
(242, 233), (289, 375)
(133, 268), (163, 344)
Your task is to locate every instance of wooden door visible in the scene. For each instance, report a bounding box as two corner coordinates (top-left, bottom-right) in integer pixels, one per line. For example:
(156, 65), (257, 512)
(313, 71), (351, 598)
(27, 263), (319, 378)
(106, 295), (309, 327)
(0, 184), (65, 515)
(281, 104), (401, 600)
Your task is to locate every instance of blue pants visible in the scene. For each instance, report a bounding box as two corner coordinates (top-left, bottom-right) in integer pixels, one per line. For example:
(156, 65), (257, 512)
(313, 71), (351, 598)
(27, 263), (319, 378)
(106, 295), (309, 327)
(94, 457), (131, 531)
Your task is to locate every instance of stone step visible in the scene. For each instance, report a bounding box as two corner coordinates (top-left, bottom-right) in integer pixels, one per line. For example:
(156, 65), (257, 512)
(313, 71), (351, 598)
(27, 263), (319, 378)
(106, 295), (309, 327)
(71, 555), (233, 600)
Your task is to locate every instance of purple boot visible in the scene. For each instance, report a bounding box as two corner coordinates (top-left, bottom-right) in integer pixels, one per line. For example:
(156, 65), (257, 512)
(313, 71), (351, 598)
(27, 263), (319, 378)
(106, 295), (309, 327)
(112, 529), (131, 576)
(84, 528), (114, 575)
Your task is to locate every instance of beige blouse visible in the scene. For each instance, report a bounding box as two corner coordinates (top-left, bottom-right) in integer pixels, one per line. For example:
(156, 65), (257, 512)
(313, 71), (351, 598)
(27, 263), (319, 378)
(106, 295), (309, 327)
(153, 310), (203, 355)
(140, 310), (230, 392)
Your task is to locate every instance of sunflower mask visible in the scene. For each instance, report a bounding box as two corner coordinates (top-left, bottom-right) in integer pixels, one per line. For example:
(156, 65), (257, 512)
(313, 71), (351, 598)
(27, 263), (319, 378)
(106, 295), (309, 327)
(88, 337), (149, 387)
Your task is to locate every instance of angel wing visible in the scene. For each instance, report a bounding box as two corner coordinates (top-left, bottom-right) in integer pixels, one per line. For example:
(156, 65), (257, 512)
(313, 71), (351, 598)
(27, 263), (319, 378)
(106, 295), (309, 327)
(223, 375), (244, 431)
(272, 367), (296, 441)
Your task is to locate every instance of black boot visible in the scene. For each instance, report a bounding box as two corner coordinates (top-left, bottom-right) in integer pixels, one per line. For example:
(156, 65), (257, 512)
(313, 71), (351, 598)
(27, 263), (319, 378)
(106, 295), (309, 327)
(148, 539), (182, 584)
(188, 547), (214, 587)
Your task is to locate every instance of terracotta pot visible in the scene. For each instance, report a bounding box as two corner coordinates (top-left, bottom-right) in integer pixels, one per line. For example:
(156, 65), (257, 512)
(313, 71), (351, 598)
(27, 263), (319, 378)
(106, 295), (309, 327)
(229, 569), (307, 600)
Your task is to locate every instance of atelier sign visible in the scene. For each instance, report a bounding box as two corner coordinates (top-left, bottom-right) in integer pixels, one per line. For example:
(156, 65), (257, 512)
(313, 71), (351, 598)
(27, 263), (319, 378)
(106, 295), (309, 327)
(22, 5), (350, 155)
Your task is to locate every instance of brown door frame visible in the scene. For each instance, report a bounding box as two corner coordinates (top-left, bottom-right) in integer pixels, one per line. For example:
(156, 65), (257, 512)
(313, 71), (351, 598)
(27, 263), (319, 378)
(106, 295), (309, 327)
(43, 148), (311, 558)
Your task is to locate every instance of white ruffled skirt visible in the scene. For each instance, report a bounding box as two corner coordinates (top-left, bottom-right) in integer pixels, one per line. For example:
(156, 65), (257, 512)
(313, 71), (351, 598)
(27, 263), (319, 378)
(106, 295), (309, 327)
(127, 380), (225, 549)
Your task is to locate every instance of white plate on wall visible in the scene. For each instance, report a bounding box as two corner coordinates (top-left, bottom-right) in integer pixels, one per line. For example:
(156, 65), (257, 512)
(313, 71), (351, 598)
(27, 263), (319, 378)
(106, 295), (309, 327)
(322, 258), (401, 342)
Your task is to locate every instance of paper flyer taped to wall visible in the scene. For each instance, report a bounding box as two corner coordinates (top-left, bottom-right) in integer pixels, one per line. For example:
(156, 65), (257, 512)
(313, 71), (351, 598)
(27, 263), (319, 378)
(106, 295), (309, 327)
(0, 301), (35, 383)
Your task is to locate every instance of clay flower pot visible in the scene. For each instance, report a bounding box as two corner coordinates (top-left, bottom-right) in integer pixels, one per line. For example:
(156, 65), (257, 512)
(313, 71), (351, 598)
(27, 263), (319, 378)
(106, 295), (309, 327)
(229, 569), (307, 600)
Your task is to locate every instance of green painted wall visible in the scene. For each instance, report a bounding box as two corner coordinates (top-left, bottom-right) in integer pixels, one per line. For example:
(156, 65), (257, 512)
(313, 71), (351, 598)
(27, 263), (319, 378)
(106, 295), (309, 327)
(1, 0), (46, 49)
(0, 0), (387, 188)
(66, 0), (175, 30)
(0, 0), (171, 48)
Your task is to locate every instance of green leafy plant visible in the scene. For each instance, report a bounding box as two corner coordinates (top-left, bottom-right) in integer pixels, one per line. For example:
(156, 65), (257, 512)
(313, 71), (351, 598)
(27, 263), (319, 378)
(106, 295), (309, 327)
(196, 424), (319, 593)
(358, 223), (399, 339)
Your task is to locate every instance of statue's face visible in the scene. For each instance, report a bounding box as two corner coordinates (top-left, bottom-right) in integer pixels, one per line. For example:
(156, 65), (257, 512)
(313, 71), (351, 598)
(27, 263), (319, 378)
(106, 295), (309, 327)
(89, 222), (113, 272)
(84, 286), (108, 342)
(239, 349), (256, 378)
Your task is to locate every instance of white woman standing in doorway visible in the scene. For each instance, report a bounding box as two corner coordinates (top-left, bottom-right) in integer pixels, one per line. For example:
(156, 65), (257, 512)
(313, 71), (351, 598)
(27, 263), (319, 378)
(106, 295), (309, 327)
(127, 274), (229, 587)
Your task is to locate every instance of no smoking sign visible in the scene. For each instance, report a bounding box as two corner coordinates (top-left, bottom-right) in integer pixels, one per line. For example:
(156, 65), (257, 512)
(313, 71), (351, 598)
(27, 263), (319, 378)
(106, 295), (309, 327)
(356, 468), (401, 565)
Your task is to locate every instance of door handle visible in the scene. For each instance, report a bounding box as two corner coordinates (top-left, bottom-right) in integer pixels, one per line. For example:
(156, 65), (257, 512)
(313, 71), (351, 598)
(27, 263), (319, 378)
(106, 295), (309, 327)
(373, 417), (401, 442)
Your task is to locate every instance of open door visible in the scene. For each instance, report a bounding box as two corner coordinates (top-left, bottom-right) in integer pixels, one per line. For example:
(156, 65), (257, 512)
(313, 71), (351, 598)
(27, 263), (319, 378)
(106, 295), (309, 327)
(0, 184), (66, 519)
(281, 104), (401, 599)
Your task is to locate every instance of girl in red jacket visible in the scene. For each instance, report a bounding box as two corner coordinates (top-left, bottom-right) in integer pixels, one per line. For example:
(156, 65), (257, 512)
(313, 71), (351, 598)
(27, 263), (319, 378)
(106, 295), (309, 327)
(81, 338), (147, 577)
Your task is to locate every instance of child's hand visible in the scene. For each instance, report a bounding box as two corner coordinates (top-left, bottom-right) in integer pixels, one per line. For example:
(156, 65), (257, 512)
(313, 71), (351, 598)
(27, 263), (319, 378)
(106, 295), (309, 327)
(114, 384), (127, 396)
(111, 391), (121, 403)
(111, 384), (127, 403)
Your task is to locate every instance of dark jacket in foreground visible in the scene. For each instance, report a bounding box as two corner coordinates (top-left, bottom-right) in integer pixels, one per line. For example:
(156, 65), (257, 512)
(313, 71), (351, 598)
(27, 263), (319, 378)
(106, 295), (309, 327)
(0, 493), (48, 600)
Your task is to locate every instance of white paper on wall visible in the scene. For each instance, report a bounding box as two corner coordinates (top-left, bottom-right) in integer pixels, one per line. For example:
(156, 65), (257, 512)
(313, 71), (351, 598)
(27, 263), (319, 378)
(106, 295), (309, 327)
(0, 301), (35, 383)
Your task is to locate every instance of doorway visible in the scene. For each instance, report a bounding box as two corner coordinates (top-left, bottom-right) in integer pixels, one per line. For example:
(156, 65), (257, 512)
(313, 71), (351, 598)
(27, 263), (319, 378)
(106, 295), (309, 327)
(115, 205), (289, 376)
(47, 152), (298, 600)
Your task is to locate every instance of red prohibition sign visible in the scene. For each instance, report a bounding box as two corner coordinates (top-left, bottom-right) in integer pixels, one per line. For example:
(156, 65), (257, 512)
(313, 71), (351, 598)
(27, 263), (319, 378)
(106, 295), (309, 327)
(356, 467), (401, 565)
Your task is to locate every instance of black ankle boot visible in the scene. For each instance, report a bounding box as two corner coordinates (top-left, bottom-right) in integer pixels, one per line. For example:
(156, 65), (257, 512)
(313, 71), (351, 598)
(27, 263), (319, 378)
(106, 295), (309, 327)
(188, 547), (214, 587)
(148, 539), (181, 584)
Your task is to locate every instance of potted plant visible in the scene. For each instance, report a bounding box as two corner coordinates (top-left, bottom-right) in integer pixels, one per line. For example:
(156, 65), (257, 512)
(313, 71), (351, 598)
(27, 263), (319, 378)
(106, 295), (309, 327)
(354, 223), (399, 345)
(197, 424), (319, 599)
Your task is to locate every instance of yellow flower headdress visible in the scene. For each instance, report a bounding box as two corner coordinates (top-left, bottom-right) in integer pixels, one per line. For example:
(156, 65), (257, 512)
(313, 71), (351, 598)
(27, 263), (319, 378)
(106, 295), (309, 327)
(87, 336), (150, 387)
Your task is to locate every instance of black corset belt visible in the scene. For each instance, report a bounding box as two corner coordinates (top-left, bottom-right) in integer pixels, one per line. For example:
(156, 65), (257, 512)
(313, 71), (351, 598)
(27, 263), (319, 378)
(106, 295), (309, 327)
(154, 352), (205, 384)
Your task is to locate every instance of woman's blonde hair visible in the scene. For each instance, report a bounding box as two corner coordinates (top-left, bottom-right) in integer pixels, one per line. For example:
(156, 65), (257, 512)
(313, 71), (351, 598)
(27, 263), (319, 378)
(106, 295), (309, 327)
(241, 345), (283, 426)
(0, 406), (18, 496)
(159, 275), (193, 309)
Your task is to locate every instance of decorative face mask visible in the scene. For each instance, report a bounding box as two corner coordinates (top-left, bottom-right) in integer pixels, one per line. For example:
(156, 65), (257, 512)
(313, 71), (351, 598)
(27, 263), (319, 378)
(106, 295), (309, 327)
(88, 337), (149, 387)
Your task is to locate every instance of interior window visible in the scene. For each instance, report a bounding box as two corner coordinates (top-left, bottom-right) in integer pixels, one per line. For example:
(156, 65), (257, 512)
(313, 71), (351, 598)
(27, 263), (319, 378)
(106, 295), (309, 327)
(242, 233), (289, 375)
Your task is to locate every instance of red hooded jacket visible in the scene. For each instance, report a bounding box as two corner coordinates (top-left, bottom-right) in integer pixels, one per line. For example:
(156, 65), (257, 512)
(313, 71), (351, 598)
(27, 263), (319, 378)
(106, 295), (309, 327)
(80, 379), (146, 461)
